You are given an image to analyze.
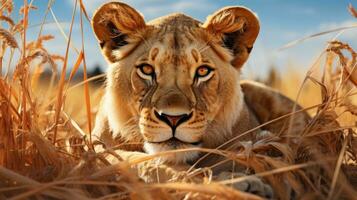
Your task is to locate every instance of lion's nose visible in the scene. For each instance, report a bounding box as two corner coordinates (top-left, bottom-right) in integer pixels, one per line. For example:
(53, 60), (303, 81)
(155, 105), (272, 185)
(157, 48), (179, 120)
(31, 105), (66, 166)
(154, 110), (193, 130)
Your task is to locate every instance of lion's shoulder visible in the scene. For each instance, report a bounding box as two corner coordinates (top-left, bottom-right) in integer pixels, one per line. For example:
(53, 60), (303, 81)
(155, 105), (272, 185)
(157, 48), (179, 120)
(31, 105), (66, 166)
(240, 80), (310, 134)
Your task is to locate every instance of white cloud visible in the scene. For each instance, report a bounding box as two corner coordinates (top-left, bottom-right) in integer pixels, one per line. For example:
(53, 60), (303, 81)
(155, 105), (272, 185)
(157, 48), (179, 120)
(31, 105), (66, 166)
(318, 20), (357, 41)
(319, 20), (357, 29)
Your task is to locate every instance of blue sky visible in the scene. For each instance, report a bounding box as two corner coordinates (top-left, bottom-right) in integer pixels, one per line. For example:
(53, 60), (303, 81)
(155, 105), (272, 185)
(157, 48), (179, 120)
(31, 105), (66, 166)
(11, 0), (357, 78)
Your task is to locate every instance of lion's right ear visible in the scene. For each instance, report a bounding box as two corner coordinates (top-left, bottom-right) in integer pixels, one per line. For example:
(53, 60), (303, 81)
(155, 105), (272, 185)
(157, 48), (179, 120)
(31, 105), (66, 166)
(92, 2), (146, 62)
(203, 7), (260, 69)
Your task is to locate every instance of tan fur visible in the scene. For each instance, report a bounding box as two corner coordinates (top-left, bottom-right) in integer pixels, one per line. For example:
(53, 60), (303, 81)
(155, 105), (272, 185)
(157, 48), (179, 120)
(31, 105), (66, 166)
(91, 2), (310, 173)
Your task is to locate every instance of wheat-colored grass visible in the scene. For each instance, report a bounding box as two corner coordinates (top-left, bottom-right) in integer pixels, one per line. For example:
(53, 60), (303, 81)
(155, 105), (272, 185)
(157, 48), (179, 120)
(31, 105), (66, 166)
(0, 1), (356, 200)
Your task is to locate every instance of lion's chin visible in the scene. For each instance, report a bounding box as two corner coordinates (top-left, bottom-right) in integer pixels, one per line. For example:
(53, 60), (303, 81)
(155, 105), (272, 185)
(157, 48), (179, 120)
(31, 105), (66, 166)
(143, 139), (201, 164)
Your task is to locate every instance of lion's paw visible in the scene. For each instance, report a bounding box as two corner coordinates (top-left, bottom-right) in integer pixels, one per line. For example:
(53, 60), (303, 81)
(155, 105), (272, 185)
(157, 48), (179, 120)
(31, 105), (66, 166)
(217, 171), (273, 199)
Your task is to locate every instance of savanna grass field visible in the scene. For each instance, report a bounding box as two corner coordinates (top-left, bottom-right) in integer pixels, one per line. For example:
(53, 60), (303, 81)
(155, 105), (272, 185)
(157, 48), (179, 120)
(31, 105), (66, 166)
(0, 1), (357, 199)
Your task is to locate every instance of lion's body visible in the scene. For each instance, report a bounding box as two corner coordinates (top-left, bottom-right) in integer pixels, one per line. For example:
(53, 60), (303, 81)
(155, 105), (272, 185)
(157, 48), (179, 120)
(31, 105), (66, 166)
(91, 3), (310, 197)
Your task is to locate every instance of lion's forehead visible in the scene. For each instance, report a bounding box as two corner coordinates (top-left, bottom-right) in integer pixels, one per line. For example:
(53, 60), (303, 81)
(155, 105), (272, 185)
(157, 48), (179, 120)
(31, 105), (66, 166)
(143, 14), (208, 62)
(152, 29), (205, 57)
(147, 13), (201, 29)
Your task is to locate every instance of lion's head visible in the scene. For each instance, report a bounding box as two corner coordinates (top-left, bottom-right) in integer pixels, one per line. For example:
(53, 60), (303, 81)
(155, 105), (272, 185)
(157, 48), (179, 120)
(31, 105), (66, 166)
(92, 2), (259, 163)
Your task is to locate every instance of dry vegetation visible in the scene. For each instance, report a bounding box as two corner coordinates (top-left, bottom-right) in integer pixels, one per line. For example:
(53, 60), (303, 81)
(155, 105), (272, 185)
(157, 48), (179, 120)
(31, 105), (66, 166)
(0, 1), (357, 199)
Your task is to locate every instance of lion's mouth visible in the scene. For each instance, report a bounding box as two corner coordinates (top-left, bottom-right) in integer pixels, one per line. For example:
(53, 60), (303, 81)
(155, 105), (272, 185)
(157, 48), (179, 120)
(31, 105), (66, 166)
(148, 137), (201, 146)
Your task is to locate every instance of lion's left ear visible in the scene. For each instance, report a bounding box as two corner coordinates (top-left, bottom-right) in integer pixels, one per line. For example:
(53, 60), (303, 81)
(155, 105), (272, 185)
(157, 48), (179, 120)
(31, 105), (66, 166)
(203, 6), (260, 69)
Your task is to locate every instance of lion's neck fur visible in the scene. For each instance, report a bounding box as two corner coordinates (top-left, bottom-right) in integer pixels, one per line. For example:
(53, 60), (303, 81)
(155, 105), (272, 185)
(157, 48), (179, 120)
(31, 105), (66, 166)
(194, 85), (260, 170)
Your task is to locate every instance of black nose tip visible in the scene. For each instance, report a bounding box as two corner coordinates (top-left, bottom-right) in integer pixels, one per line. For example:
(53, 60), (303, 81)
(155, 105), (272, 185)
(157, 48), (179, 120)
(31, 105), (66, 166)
(154, 111), (193, 130)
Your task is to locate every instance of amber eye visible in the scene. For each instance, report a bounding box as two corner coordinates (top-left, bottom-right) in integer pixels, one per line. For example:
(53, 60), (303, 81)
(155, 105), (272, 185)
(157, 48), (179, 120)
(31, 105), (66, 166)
(136, 64), (155, 81)
(139, 64), (154, 75)
(195, 65), (213, 78)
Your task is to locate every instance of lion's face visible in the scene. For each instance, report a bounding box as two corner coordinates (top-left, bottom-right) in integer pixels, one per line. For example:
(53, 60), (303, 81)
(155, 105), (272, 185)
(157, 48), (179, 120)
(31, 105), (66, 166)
(92, 2), (259, 163)
(126, 29), (241, 162)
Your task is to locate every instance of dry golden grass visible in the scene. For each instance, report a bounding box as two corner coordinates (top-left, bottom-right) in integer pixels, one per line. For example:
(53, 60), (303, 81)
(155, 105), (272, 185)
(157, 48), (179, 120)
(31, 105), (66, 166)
(0, 1), (357, 200)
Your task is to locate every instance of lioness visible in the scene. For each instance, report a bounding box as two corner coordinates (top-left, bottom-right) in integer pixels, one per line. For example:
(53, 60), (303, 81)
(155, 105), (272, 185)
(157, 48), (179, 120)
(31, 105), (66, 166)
(91, 2), (309, 198)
